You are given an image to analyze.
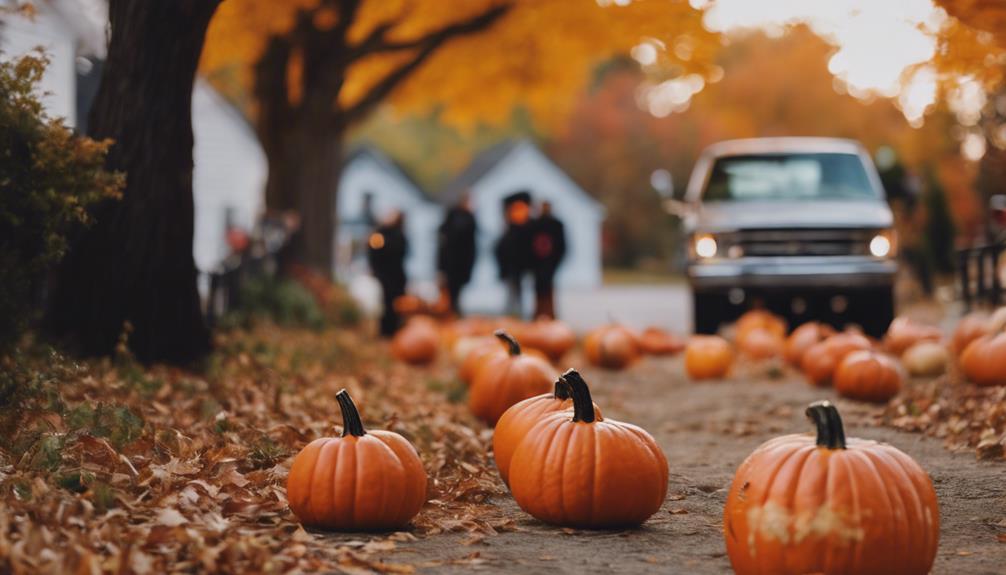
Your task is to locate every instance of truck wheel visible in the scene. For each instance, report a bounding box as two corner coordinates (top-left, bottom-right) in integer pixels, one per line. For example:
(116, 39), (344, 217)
(693, 292), (723, 335)
(857, 287), (895, 338)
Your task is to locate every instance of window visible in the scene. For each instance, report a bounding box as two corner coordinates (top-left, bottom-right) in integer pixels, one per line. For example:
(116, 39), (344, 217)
(704, 153), (876, 201)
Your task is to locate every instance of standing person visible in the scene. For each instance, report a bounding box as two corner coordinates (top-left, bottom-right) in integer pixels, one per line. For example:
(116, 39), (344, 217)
(531, 201), (566, 319)
(368, 211), (409, 336)
(437, 193), (478, 316)
(495, 192), (534, 317)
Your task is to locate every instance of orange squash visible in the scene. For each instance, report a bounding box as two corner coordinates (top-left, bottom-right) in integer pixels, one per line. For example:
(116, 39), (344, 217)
(960, 329), (1006, 387)
(287, 390), (428, 530)
(833, 350), (904, 403)
(520, 318), (577, 362)
(451, 335), (496, 366)
(801, 331), (872, 386)
(738, 327), (784, 360)
(884, 316), (942, 356)
(637, 327), (685, 356)
(783, 321), (835, 367)
(390, 317), (439, 365)
(736, 309), (787, 342)
(724, 401), (939, 575)
(951, 312), (990, 356)
(508, 370), (668, 528)
(469, 331), (557, 425)
(684, 335), (734, 380)
(583, 324), (640, 370)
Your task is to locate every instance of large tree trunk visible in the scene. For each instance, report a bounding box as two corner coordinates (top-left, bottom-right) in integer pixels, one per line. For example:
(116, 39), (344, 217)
(47, 0), (219, 364)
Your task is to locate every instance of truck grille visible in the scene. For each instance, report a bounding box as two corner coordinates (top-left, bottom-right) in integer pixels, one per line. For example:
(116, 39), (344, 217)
(723, 228), (875, 257)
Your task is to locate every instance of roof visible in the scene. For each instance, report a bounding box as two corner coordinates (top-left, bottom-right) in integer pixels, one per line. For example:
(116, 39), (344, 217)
(700, 137), (868, 158)
(343, 145), (435, 203)
(439, 139), (520, 205)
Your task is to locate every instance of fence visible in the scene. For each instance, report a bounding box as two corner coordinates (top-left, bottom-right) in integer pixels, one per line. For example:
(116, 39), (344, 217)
(957, 242), (1005, 310)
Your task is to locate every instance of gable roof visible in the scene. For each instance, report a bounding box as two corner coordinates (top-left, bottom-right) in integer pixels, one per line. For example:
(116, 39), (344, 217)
(343, 144), (434, 203)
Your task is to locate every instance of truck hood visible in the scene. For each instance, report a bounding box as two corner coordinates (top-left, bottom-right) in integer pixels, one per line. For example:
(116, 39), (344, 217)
(692, 200), (893, 232)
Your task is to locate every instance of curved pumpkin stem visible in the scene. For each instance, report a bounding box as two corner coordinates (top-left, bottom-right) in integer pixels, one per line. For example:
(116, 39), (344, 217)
(494, 329), (521, 356)
(806, 400), (846, 450)
(336, 389), (367, 437)
(562, 369), (596, 423)
(553, 377), (571, 400)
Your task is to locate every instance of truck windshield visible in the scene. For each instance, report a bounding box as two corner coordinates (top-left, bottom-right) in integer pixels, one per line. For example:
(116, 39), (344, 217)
(704, 153), (877, 201)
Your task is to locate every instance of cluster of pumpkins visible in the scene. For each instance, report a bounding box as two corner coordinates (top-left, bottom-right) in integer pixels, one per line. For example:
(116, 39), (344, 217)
(286, 387), (940, 574)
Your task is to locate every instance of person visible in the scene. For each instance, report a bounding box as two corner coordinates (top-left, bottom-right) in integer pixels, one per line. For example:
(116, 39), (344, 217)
(437, 193), (477, 316)
(531, 201), (566, 319)
(368, 211), (409, 336)
(494, 191), (534, 317)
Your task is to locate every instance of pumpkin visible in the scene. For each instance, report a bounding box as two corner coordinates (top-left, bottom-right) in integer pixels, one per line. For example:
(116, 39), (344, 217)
(884, 316), (942, 356)
(833, 350), (904, 402)
(451, 335), (496, 366)
(783, 321), (835, 367)
(508, 370), (668, 528)
(441, 316), (494, 348)
(469, 331), (557, 425)
(520, 318), (577, 362)
(951, 312), (990, 356)
(684, 335), (734, 380)
(960, 329), (1006, 387)
(902, 341), (948, 377)
(637, 327), (685, 356)
(583, 324), (640, 370)
(801, 331), (872, 386)
(736, 309), (787, 342)
(287, 390), (428, 530)
(492, 378), (602, 485)
(737, 327), (784, 360)
(390, 317), (439, 365)
(457, 338), (505, 386)
(724, 401), (939, 575)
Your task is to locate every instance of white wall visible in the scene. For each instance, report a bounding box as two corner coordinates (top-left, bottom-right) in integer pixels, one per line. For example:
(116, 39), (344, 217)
(1, 10), (78, 126)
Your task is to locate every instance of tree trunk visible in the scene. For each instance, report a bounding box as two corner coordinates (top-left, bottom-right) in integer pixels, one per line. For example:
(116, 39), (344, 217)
(47, 0), (219, 364)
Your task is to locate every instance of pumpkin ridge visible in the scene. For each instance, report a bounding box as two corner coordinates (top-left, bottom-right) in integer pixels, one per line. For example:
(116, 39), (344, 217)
(339, 437), (357, 527)
(861, 448), (912, 572)
(837, 453), (866, 573)
(316, 439), (342, 526)
(780, 445), (813, 547)
(849, 448), (898, 572)
(747, 446), (806, 555)
(881, 447), (939, 570)
(554, 420), (574, 522)
(297, 438), (327, 525)
(534, 417), (565, 520)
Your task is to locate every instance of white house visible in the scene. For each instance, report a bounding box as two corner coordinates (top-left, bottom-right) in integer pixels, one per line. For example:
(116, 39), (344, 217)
(440, 139), (605, 314)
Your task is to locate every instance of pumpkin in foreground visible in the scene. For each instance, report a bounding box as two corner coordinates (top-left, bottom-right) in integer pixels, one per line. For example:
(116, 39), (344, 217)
(724, 401), (939, 575)
(508, 370), (668, 528)
(684, 335), (733, 380)
(469, 330), (557, 425)
(287, 390), (427, 531)
(833, 350), (904, 403)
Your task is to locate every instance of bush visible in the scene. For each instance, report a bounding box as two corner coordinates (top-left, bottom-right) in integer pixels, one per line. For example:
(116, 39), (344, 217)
(0, 52), (122, 350)
(225, 276), (326, 330)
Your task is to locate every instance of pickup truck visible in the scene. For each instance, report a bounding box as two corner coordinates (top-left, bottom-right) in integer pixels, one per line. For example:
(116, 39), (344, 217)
(676, 138), (898, 337)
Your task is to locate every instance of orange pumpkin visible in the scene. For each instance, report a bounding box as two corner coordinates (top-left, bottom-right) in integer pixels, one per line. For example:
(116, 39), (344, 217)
(390, 317), (439, 365)
(457, 337), (505, 386)
(520, 318), (577, 362)
(783, 321), (835, 366)
(801, 331), (872, 386)
(508, 370), (668, 528)
(833, 350), (904, 402)
(583, 324), (640, 370)
(637, 327), (685, 356)
(684, 335), (734, 380)
(884, 316), (942, 356)
(469, 331), (557, 425)
(738, 327), (784, 360)
(736, 309), (787, 342)
(724, 401), (939, 575)
(951, 312), (990, 356)
(287, 390), (428, 530)
(451, 334), (495, 365)
(960, 329), (1006, 387)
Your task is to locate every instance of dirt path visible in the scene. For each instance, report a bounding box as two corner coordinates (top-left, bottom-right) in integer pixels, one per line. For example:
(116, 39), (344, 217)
(331, 355), (1006, 574)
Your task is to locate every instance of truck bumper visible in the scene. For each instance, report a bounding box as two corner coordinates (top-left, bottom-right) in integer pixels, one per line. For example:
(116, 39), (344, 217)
(687, 257), (897, 290)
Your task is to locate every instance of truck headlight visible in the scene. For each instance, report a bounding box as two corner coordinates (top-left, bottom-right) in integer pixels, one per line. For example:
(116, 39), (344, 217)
(694, 233), (718, 259)
(869, 230), (897, 258)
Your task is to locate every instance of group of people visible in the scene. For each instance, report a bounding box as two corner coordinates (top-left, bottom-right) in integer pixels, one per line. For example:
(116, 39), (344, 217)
(367, 190), (566, 336)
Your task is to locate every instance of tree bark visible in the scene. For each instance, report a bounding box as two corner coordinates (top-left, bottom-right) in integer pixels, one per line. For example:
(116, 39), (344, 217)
(47, 0), (219, 364)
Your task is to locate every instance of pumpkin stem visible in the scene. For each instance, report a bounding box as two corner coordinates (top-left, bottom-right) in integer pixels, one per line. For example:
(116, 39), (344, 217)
(336, 389), (367, 437)
(561, 369), (596, 423)
(494, 329), (521, 356)
(806, 400), (846, 450)
(553, 377), (571, 400)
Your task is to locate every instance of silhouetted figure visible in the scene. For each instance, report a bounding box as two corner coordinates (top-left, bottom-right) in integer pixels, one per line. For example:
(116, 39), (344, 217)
(368, 212), (409, 336)
(495, 192), (534, 317)
(437, 194), (477, 316)
(531, 201), (566, 319)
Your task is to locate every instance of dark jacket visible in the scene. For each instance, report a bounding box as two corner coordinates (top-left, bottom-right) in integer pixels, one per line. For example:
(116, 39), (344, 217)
(437, 207), (477, 284)
(531, 214), (566, 277)
(495, 222), (534, 280)
(368, 223), (408, 292)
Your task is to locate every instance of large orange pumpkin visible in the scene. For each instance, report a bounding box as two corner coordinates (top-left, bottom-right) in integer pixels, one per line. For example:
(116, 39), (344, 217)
(390, 317), (439, 365)
(738, 327), (784, 360)
(783, 321), (835, 367)
(469, 331), (557, 425)
(960, 329), (1006, 387)
(520, 318), (577, 362)
(833, 350), (904, 403)
(508, 370), (668, 528)
(736, 309), (787, 342)
(583, 324), (640, 370)
(884, 316), (942, 356)
(684, 335), (734, 380)
(637, 327), (685, 356)
(801, 331), (872, 386)
(287, 390), (428, 530)
(724, 401), (939, 575)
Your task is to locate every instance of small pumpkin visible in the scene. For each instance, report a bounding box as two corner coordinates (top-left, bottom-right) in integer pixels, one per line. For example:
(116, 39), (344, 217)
(883, 316), (942, 356)
(390, 317), (439, 365)
(457, 337), (505, 386)
(520, 318), (577, 362)
(724, 401), (939, 575)
(583, 324), (640, 370)
(951, 312), (990, 356)
(684, 335), (734, 380)
(736, 309), (787, 342)
(902, 341), (948, 377)
(960, 328), (1006, 387)
(783, 321), (835, 367)
(737, 327), (784, 360)
(833, 350), (904, 403)
(287, 390), (428, 530)
(469, 331), (557, 425)
(508, 370), (668, 528)
(801, 331), (872, 386)
(637, 327), (685, 356)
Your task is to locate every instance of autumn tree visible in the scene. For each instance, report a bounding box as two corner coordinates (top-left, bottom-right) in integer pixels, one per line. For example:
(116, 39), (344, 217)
(48, 0), (220, 364)
(202, 0), (718, 273)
